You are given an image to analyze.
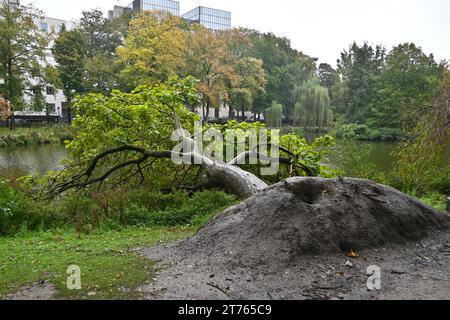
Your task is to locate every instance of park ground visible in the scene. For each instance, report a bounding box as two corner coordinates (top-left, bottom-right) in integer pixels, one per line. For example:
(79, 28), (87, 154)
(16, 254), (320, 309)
(0, 195), (446, 300)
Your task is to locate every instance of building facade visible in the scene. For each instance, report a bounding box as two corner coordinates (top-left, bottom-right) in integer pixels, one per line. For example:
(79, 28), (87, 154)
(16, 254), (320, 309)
(7, 0), (19, 9)
(108, 0), (231, 31)
(182, 6), (231, 31)
(40, 17), (76, 121)
(15, 16), (77, 122)
(129, 0), (180, 16)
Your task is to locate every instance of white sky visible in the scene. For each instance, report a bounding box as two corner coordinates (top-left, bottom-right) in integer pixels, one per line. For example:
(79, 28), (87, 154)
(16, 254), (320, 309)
(22, 0), (450, 67)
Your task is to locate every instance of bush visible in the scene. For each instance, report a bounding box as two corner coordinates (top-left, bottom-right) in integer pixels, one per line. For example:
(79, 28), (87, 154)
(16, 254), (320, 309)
(429, 169), (450, 195)
(0, 179), (50, 236)
(122, 190), (238, 227)
(0, 126), (72, 147)
(0, 183), (238, 236)
(334, 124), (401, 141)
(418, 192), (447, 212)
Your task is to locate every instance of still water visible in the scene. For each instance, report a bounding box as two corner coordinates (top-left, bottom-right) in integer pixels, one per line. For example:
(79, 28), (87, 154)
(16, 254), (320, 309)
(0, 144), (68, 175)
(0, 141), (447, 176)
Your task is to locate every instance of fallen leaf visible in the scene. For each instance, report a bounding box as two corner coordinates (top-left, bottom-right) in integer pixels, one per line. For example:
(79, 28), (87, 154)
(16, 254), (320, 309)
(346, 250), (359, 258)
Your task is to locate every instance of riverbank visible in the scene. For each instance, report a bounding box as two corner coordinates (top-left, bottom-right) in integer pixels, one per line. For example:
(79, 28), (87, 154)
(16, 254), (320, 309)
(333, 124), (402, 141)
(0, 126), (72, 148)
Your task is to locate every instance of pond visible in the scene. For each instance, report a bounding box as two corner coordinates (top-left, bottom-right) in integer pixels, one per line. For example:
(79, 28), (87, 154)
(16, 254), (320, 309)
(0, 144), (68, 175)
(0, 141), (447, 177)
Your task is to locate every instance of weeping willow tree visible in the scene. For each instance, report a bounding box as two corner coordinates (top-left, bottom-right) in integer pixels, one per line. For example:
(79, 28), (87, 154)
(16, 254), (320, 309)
(394, 69), (450, 193)
(265, 101), (283, 128)
(293, 79), (332, 133)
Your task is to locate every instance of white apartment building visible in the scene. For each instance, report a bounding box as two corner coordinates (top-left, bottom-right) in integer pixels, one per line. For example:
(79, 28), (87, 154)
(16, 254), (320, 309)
(14, 16), (77, 122)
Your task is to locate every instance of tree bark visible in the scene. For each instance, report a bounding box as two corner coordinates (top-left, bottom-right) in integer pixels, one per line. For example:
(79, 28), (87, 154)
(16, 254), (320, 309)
(205, 163), (268, 199)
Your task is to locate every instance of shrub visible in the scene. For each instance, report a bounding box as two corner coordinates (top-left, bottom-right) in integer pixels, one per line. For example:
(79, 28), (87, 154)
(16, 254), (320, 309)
(121, 190), (238, 227)
(334, 124), (402, 141)
(0, 179), (50, 235)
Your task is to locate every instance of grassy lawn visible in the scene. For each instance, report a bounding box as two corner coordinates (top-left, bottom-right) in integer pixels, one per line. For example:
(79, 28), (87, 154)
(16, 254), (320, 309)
(0, 226), (194, 300)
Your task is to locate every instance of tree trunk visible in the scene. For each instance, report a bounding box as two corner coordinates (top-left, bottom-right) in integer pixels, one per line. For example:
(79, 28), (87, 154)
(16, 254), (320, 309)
(215, 105), (220, 119)
(205, 97), (210, 122)
(228, 106), (234, 119)
(204, 162), (268, 199)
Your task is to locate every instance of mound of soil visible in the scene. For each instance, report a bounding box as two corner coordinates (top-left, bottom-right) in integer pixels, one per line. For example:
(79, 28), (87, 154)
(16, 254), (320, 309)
(139, 178), (450, 300)
(177, 177), (449, 269)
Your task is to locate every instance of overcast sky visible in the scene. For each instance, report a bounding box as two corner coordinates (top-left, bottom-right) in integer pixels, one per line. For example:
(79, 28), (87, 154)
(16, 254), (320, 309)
(22, 0), (450, 67)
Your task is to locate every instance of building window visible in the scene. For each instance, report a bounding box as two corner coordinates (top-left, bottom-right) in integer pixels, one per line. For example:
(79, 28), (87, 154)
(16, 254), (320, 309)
(46, 86), (55, 95)
(46, 103), (56, 113)
(39, 22), (49, 32)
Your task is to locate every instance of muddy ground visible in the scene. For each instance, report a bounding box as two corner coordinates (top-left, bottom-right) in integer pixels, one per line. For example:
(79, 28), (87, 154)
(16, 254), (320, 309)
(137, 231), (450, 300)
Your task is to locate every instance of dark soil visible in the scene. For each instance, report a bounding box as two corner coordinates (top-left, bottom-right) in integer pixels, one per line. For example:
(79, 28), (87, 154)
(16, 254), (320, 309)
(138, 177), (450, 300)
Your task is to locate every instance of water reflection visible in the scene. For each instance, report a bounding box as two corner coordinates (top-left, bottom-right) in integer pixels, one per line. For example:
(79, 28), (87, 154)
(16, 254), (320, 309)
(0, 140), (447, 177)
(0, 144), (68, 175)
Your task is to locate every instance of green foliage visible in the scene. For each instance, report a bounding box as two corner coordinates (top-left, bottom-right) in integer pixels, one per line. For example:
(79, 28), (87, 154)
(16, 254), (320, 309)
(61, 76), (200, 190)
(0, 181), (237, 236)
(0, 178), (50, 236)
(0, 126), (72, 147)
(293, 79), (332, 132)
(418, 192), (447, 212)
(0, 3), (49, 109)
(334, 124), (401, 141)
(52, 9), (130, 99)
(243, 29), (317, 117)
(52, 28), (86, 102)
(278, 134), (336, 178)
(334, 42), (444, 140)
(0, 179), (16, 233)
(265, 101), (283, 128)
(122, 190), (238, 227)
(368, 43), (443, 129)
(337, 42), (385, 124)
(392, 70), (450, 194)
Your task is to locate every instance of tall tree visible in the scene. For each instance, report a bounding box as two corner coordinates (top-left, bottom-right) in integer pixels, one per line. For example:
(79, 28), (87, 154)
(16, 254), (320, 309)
(369, 43), (443, 129)
(394, 67), (450, 193)
(52, 27), (86, 104)
(228, 55), (266, 120)
(264, 101), (283, 128)
(243, 29), (317, 119)
(293, 79), (332, 133)
(52, 9), (131, 96)
(0, 3), (49, 110)
(185, 25), (235, 120)
(117, 11), (189, 89)
(337, 42), (385, 123)
(80, 9), (128, 93)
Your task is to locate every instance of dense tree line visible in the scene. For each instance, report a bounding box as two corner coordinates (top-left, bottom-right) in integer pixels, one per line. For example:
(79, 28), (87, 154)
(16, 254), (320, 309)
(0, 4), (50, 111)
(322, 42), (446, 138)
(1, 2), (448, 139)
(49, 9), (323, 124)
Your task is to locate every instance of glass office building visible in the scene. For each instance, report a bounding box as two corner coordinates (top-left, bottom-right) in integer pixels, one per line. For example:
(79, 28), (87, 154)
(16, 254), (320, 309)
(115, 1), (231, 31)
(182, 6), (231, 31)
(127, 0), (180, 16)
(7, 0), (20, 9)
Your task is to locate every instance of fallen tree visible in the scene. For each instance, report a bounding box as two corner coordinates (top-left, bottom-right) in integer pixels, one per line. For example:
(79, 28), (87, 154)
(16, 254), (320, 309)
(51, 77), (332, 198)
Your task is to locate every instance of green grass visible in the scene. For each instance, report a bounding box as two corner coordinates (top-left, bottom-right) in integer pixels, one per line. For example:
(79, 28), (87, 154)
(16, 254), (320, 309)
(0, 226), (194, 300)
(419, 192), (447, 212)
